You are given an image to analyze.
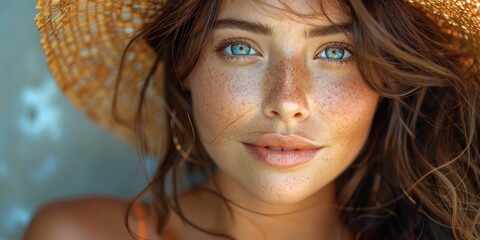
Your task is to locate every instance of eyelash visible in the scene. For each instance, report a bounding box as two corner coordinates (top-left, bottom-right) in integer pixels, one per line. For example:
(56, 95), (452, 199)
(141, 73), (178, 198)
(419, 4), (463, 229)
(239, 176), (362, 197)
(314, 42), (355, 65)
(214, 38), (355, 64)
(214, 37), (261, 62)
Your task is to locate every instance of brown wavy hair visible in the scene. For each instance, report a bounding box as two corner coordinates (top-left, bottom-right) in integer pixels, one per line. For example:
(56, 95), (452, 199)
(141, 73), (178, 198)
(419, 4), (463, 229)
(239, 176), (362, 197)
(120, 0), (480, 239)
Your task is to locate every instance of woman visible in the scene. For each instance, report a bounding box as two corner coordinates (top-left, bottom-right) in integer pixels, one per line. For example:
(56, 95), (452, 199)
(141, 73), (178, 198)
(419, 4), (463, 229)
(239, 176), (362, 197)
(26, 0), (479, 239)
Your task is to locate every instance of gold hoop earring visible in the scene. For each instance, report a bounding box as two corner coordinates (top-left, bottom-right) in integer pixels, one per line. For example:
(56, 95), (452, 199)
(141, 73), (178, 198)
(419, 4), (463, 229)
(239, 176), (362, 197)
(170, 108), (204, 165)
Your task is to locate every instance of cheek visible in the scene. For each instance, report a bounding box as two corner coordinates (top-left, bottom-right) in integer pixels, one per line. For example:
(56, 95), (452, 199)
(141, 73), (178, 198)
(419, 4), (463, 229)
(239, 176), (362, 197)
(189, 65), (260, 142)
(313, 73), (379, 142)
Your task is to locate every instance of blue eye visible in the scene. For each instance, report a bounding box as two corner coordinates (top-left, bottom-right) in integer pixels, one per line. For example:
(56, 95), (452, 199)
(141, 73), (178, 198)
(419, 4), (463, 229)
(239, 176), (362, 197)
(317, 47), (352, 60)
(224, 43), (257, 56)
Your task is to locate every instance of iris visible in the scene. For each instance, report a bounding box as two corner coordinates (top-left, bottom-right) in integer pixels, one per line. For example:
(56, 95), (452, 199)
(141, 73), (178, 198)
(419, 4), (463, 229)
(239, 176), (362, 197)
(325, 48), (345, 59)
(317, 46), (352, 60)
(225, 43), (256, 56)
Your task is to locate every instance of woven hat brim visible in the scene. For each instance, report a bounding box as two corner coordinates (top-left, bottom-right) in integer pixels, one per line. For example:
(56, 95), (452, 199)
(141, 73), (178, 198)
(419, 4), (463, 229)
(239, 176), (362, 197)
(35, 0), (168, 155)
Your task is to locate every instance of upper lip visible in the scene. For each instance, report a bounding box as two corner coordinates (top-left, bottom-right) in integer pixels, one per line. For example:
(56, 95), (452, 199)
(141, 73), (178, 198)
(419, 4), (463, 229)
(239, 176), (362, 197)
(243, 133), (320, 150)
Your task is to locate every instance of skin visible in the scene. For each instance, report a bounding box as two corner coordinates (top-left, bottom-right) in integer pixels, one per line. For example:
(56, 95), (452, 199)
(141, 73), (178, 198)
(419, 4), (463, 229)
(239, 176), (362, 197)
(24, 0), (379, 239)
(178, 0), (380, 238)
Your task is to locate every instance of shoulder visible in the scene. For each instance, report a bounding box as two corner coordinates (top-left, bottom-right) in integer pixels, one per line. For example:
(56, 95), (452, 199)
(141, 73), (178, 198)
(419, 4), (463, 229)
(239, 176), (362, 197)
(23, 197), (136, 240)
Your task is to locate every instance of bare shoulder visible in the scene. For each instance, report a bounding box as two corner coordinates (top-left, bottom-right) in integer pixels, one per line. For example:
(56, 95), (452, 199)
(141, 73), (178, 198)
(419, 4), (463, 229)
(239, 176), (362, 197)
(23, 197), (137, 240)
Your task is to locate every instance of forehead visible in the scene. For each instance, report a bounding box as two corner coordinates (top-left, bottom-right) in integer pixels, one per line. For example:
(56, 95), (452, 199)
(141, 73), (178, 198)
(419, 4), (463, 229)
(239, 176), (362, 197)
(218, 0), (350, 25)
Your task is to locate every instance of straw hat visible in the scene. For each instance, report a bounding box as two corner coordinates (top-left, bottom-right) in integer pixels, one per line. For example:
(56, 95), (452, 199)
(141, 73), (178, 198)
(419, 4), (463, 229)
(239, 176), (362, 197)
(34, 0), (480, 155)
(35, 0), (168, 155)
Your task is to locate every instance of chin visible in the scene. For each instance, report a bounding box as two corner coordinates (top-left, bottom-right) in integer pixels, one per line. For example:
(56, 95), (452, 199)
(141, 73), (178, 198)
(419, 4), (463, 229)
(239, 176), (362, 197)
(240, 173), (330, 206)
(254, 191), (313, 205)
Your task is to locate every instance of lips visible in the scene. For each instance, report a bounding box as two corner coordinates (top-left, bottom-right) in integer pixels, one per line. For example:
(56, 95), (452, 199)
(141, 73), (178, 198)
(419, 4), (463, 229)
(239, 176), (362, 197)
(242, 134), (321, 168)
(264, 146), (297, 151)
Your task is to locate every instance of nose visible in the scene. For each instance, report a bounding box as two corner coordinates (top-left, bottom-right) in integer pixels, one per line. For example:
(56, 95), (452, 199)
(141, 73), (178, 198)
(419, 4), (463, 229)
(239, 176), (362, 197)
(262, 58), (310, 123)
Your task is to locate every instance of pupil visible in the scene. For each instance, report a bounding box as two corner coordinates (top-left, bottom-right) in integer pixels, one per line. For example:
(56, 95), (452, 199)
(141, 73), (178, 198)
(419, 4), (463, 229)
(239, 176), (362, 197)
(232, 44), (250, 55)
(327, 48), (344, 59)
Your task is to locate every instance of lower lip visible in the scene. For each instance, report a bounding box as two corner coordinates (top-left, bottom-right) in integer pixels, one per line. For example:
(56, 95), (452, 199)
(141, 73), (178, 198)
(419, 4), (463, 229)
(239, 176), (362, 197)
(243, 143), (320, 168)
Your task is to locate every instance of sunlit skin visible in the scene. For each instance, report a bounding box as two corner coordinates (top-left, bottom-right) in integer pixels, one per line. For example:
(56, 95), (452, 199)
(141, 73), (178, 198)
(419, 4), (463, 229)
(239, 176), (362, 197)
(177, 0), (380, 239)
(24, 0), (381, 239)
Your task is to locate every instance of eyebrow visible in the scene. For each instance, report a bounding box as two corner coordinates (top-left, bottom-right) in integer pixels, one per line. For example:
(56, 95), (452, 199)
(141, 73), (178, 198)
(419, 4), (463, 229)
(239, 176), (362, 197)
(215, 18), (272, 35)
(308, 22), (352, 38)
(214, 18), (352, 38)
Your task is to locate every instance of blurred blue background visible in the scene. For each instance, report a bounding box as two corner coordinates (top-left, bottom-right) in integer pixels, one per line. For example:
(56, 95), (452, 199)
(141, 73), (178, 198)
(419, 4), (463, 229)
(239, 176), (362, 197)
(0, 1), (147, 239)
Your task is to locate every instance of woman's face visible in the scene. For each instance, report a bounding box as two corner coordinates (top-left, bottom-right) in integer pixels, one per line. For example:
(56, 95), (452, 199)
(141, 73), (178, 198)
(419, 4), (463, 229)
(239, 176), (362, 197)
(186, 0), (380, 204)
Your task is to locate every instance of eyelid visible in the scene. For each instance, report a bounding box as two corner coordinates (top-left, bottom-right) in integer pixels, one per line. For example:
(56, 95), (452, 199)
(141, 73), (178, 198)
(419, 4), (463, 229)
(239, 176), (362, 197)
(215, 37), (262, 57)
(314, 42), (355, 62)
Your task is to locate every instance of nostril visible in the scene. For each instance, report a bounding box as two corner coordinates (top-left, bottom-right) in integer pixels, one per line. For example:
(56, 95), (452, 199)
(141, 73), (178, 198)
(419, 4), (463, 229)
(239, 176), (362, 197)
(264, 100), (309, 121)
(271, 111), (281, 118)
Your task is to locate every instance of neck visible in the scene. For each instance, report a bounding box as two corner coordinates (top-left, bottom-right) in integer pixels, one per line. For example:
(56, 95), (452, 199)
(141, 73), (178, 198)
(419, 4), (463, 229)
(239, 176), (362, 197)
(175, 171), (349, 240)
